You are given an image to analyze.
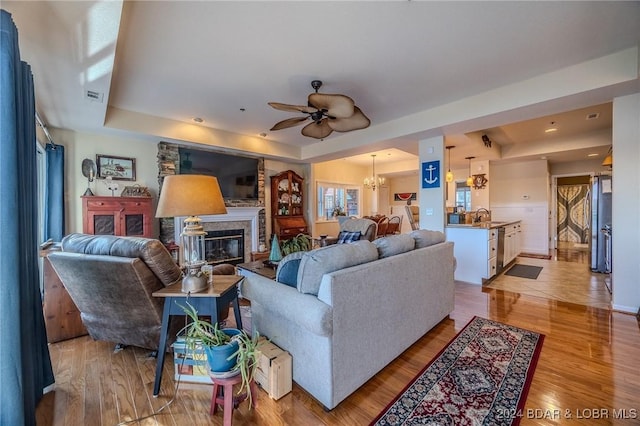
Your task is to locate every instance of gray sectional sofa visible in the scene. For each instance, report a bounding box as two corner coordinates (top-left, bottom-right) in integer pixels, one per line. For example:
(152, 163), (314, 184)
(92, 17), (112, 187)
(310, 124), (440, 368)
(240, 229), (455, 410)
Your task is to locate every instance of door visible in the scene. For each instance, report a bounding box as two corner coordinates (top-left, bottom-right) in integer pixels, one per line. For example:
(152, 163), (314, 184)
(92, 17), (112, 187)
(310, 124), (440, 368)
(378, 186), (390, 216)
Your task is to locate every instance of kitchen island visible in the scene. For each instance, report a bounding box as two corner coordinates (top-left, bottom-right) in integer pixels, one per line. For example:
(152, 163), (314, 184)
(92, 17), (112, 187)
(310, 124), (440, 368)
(446, 221), (521, 284)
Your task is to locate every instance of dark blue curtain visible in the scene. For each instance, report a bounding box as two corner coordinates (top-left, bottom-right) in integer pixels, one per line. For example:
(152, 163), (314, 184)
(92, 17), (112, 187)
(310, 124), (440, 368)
(1, 9), (54, 426)
(45, 144), (65, 241)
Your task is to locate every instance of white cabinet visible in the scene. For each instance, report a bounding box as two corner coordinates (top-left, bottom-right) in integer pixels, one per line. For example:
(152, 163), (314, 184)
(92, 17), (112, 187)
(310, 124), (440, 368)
(503, 222), (522, 266)
(446, 226), (498, 285)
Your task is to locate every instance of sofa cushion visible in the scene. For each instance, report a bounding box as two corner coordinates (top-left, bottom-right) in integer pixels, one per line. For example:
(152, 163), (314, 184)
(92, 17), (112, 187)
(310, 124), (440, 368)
(373, 233), (415, 258)
(337, 230), (361, 244)
(410, 229), (446, 248)
(296, 240), (379, 295)
(276, 251), (305, 288)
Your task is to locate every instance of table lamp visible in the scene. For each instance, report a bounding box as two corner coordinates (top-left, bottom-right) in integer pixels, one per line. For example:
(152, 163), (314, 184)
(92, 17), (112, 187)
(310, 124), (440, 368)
(156, 174), (227, 293)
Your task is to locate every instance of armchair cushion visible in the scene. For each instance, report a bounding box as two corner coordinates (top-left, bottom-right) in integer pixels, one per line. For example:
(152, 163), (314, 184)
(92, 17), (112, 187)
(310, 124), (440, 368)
(339, 218), (377, 242)
(61, 233), (182, 286)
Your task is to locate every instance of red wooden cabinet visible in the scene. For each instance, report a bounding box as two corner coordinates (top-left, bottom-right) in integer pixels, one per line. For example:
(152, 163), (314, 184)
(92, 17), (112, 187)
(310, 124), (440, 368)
(82, 196), (153, 238)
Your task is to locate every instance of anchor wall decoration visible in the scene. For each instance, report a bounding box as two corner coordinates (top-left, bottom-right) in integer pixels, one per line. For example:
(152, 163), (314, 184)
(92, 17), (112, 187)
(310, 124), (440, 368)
(421, 161), (441, 189)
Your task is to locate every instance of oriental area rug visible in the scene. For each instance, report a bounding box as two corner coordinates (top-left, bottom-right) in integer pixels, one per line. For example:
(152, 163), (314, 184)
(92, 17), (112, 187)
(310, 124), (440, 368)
(371, 316), (544, 426)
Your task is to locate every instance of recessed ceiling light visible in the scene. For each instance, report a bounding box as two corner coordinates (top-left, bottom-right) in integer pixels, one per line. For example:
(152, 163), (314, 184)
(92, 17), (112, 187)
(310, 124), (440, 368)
(192, 117), (204, 123)
(545, 121), (557, 133)
(587, 153), (598, 157)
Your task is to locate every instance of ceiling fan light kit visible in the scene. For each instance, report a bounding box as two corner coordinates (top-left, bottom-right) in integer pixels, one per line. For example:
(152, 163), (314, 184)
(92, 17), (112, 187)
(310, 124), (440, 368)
(268, 80), (370, 140)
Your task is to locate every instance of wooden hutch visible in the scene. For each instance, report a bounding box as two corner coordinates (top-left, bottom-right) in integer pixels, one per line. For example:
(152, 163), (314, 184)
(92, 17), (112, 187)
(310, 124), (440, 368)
(270, 170), (308, 240)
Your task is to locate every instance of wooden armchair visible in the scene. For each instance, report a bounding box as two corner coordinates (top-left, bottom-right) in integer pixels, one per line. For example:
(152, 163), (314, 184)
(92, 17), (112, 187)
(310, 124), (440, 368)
(386, 215), (402, 235)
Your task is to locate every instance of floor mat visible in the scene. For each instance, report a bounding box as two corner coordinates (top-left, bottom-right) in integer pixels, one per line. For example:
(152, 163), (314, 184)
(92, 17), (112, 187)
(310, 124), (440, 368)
(505, 264), (543, 280)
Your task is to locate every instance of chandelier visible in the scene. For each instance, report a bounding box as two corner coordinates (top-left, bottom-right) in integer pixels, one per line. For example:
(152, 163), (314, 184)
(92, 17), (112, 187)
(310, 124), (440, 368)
(364, 154), (385, 191)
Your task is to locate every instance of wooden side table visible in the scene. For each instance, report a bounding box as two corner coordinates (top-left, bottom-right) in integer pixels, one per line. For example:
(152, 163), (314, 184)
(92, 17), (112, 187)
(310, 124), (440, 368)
(250, 251), (269, 262)
(237, 261), (276, 280)
(152, 275), (244, 396)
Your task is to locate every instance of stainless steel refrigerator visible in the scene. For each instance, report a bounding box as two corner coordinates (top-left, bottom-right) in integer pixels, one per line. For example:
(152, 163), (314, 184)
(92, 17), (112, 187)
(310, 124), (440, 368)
(589, 174), (612, 274)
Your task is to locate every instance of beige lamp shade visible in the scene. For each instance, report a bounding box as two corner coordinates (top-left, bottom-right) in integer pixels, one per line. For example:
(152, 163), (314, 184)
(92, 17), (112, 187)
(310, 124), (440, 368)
(156, 174), (228, 218)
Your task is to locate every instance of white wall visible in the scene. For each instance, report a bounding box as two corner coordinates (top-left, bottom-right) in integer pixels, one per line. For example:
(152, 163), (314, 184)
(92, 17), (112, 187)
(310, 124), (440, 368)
(470, 159), (490, 210)
(418, 136), (446, 232)
(51, 128), (160, 236)
(490, 160), (550, 254)
(611, 93), (640, 313)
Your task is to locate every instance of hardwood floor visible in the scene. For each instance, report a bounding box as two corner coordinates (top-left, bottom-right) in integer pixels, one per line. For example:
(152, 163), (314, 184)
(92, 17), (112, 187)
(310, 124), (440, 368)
(486, 255), (611, 310)
(36, 281), (640, 426)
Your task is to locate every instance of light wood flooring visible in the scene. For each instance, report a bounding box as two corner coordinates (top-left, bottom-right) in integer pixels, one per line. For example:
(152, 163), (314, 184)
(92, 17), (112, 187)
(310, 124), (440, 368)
(36, 280), (640, 425)
(486, 246), (612, 310)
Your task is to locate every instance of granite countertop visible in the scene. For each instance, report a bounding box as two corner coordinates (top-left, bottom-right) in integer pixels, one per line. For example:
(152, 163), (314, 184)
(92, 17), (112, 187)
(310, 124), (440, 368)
(446, 220), (521, 229)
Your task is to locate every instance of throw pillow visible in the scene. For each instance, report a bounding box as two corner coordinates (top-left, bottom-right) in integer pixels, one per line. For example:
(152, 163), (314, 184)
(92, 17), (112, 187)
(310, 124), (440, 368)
(275, 251), (305, 288)
(337, 230), (362, 244)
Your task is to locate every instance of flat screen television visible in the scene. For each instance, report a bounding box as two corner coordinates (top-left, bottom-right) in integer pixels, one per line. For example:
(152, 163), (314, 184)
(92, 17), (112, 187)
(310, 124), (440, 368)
(178, 147), (259, 200)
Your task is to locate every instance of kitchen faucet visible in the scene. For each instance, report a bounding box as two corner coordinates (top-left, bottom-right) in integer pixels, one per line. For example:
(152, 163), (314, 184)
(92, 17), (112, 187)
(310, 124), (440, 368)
(473, 208), (490, 223)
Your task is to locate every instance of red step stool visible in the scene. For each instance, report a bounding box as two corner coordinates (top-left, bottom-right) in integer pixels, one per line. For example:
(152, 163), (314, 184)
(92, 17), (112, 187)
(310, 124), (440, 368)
(209, 371), (259, 426)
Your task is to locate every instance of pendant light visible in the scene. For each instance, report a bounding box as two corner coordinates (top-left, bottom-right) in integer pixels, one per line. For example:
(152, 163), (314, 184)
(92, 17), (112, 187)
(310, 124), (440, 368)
(465, 156), (475, 187)
(364, 154), (385, 191)
(445, 146), (455, 183)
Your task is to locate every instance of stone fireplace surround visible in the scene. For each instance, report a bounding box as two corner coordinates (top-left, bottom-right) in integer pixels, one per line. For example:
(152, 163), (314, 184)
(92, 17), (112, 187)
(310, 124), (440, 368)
(173, 207), (263, 263)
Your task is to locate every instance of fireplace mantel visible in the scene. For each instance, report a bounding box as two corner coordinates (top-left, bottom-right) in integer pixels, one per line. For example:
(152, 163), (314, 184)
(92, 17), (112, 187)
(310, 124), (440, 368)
(173, 207), (263, 254)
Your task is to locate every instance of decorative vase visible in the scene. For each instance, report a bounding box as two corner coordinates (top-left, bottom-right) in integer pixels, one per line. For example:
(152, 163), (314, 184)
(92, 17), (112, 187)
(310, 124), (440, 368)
(204, 328), (242, 373)
(269, 234), (282, 263)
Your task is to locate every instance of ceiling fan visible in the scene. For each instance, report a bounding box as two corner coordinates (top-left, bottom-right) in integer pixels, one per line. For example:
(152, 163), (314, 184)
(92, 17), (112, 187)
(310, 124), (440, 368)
(268, 80), (370, 140)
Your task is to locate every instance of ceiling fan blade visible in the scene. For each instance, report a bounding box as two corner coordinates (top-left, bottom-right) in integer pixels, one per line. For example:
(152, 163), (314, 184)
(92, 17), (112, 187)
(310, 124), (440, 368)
(268, 102), (317, 114)
(327, 106), (371, 132)
(270, 116), (309, 131)
(308, 93), (355, 118)
(301, 119), (333, 139)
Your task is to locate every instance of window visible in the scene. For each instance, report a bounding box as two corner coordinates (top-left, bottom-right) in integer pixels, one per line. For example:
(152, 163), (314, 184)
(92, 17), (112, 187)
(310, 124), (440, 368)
(455, 182), (471, 212)
(316, 182), (361, 221)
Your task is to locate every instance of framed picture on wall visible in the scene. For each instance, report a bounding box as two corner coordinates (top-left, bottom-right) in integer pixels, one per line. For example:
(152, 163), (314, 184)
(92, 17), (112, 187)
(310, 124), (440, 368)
(96, 154), (136, 181)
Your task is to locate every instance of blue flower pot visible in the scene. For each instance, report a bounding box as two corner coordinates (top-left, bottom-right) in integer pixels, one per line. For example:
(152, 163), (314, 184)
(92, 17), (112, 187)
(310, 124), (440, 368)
(204, 328), (242, 373)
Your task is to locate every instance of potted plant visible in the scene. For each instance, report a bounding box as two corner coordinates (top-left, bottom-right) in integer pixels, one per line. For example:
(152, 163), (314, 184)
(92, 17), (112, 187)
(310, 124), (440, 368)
(280, 233), (312, 256)
(179, 301), (263, 405)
